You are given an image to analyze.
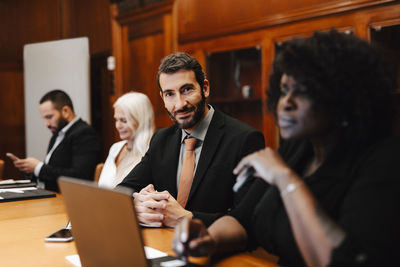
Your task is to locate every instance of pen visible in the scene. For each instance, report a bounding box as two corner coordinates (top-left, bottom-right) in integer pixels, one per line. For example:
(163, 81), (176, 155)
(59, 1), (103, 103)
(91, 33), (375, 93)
(233, 167), (255, 192)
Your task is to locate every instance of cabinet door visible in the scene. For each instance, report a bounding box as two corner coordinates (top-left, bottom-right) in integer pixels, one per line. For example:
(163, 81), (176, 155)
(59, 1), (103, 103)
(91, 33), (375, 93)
(369, 23), (400, 136)
(207, 47), (263, 132)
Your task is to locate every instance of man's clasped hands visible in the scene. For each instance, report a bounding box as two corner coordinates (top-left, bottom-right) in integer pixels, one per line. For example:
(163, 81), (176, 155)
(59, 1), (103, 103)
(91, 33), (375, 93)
(133, 184), (193, 228)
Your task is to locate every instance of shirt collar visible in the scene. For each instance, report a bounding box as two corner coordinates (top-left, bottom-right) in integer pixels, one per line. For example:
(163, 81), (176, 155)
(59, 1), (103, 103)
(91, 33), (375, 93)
(181, 105), (214, 143)
(60, 116), (80, 135)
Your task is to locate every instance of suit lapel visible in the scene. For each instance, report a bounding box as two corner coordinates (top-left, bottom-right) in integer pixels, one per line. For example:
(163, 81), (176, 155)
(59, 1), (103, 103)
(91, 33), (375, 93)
(64, 118), (82, 136)
(49, 119), (82, 157)
(188, 111), (225, 202)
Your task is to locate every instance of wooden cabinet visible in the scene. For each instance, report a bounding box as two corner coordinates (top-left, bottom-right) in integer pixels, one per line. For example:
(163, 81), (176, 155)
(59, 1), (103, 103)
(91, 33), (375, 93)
(369, 21), (400, 136)
(207, 47), (263, 131)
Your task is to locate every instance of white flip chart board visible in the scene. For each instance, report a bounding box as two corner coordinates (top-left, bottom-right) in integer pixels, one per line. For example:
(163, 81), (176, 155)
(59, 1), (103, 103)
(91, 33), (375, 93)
(23, 37), (90, 160)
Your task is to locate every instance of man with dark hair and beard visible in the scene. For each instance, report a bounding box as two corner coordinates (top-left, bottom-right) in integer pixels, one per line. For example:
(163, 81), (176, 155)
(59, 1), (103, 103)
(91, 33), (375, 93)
(119, 52), (265, 227)
(11, 89), (101, 192)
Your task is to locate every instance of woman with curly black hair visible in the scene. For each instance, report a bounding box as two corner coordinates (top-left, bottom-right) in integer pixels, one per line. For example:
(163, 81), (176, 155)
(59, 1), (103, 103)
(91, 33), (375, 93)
(173, 30), (400, 267)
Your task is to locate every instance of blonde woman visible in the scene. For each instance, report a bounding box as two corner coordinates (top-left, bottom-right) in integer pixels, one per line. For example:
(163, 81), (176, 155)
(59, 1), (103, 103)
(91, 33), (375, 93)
(98, 92), (155, 188)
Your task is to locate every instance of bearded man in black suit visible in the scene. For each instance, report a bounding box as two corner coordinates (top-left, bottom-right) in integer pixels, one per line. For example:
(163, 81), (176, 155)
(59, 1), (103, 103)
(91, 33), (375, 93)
(119, 52), (265, 227)
(12, 89), (101, 192)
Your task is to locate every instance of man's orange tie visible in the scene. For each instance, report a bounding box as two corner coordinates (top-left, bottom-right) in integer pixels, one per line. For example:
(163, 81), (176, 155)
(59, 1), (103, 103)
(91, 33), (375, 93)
(177, 137), (197, 207)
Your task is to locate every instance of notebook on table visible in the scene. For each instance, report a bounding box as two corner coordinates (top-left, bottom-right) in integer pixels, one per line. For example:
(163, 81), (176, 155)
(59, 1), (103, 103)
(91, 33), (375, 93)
(0, 179), (37, 189)
(0, 179), (55, 202)
(58, 176), (200, 267)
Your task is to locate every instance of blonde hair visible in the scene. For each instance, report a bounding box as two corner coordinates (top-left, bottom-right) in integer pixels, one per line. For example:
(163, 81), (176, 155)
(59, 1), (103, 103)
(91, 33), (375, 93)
(113, 92), (155, 156)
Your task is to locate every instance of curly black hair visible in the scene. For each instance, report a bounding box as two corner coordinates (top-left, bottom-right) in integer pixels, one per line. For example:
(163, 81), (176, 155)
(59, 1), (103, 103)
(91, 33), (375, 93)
(267, 29), (396, 146)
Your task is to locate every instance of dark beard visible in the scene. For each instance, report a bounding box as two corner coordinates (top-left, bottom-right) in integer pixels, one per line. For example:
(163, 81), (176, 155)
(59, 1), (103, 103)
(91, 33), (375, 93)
(167, 96), (206, 130)
(55, 117), (69, 133)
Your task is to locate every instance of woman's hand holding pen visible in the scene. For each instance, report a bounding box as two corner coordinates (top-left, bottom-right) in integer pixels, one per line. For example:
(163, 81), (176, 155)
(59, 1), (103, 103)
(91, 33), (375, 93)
(173, 218), (216, 260)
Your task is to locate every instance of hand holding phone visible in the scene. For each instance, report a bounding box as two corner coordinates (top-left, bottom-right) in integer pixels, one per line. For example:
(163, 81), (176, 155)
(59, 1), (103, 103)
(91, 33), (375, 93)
(6, 152), (20, 161)
(233, 167), (255, 192)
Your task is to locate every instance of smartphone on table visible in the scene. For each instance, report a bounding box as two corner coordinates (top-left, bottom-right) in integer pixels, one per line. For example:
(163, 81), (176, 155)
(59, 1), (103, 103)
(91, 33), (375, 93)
(44, 221), (73, 242)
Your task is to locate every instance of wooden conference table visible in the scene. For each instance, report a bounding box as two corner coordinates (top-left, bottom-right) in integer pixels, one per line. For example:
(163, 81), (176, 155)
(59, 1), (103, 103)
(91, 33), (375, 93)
(0, 194), (279, 267)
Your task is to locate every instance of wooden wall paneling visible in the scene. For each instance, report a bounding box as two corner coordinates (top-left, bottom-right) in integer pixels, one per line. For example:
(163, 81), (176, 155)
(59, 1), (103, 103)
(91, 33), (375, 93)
(187, 50), (206, 73)
(171, 0), (179, 53)
(0, 63), (25, 179)
(110, 3), (131, 146)
(353, 16), (370, 39)
(163, 13), (174, 55)
(261, 37), (279, 149)
(0, 0), (62, 62)
(178, 29), (265, 55)
(121, 26), (132, 98)
(116, 0), (173, 28)
(66, 0), (112, 55)
(252, 2), (400, 44)
(127, 32), (169, 129)
(59, 0), (72, 39)
(90, 53), (115, 161)
(111, 0), (174, 131)
(110, 3), (126, 102)
(116, 0), (144, 15)
(127, 16), (164, 40)
(175, 0), (396, 43)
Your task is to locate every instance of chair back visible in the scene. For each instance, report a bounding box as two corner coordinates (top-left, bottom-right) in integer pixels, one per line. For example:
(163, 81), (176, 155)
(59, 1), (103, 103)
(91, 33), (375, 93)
(0, 159), (4, 179)
(94, 163), (104, 183)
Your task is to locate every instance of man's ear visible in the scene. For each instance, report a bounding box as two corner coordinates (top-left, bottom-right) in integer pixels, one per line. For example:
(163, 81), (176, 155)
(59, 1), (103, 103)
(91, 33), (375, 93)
(61, 105), (72, 119)
(203, 79), (210, 98)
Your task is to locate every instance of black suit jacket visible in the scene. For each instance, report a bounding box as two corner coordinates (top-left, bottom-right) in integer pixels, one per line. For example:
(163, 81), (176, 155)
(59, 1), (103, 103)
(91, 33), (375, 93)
(119, 110), (265, 226)
(38, 119), (101, 192)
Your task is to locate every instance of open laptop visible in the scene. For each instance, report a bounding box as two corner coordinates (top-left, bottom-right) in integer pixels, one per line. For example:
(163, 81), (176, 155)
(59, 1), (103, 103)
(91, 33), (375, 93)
(58, 176), (200, 267)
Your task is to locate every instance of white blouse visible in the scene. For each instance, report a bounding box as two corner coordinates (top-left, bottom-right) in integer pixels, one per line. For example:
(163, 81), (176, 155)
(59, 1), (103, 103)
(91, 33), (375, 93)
(98, 140), (142, 188)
